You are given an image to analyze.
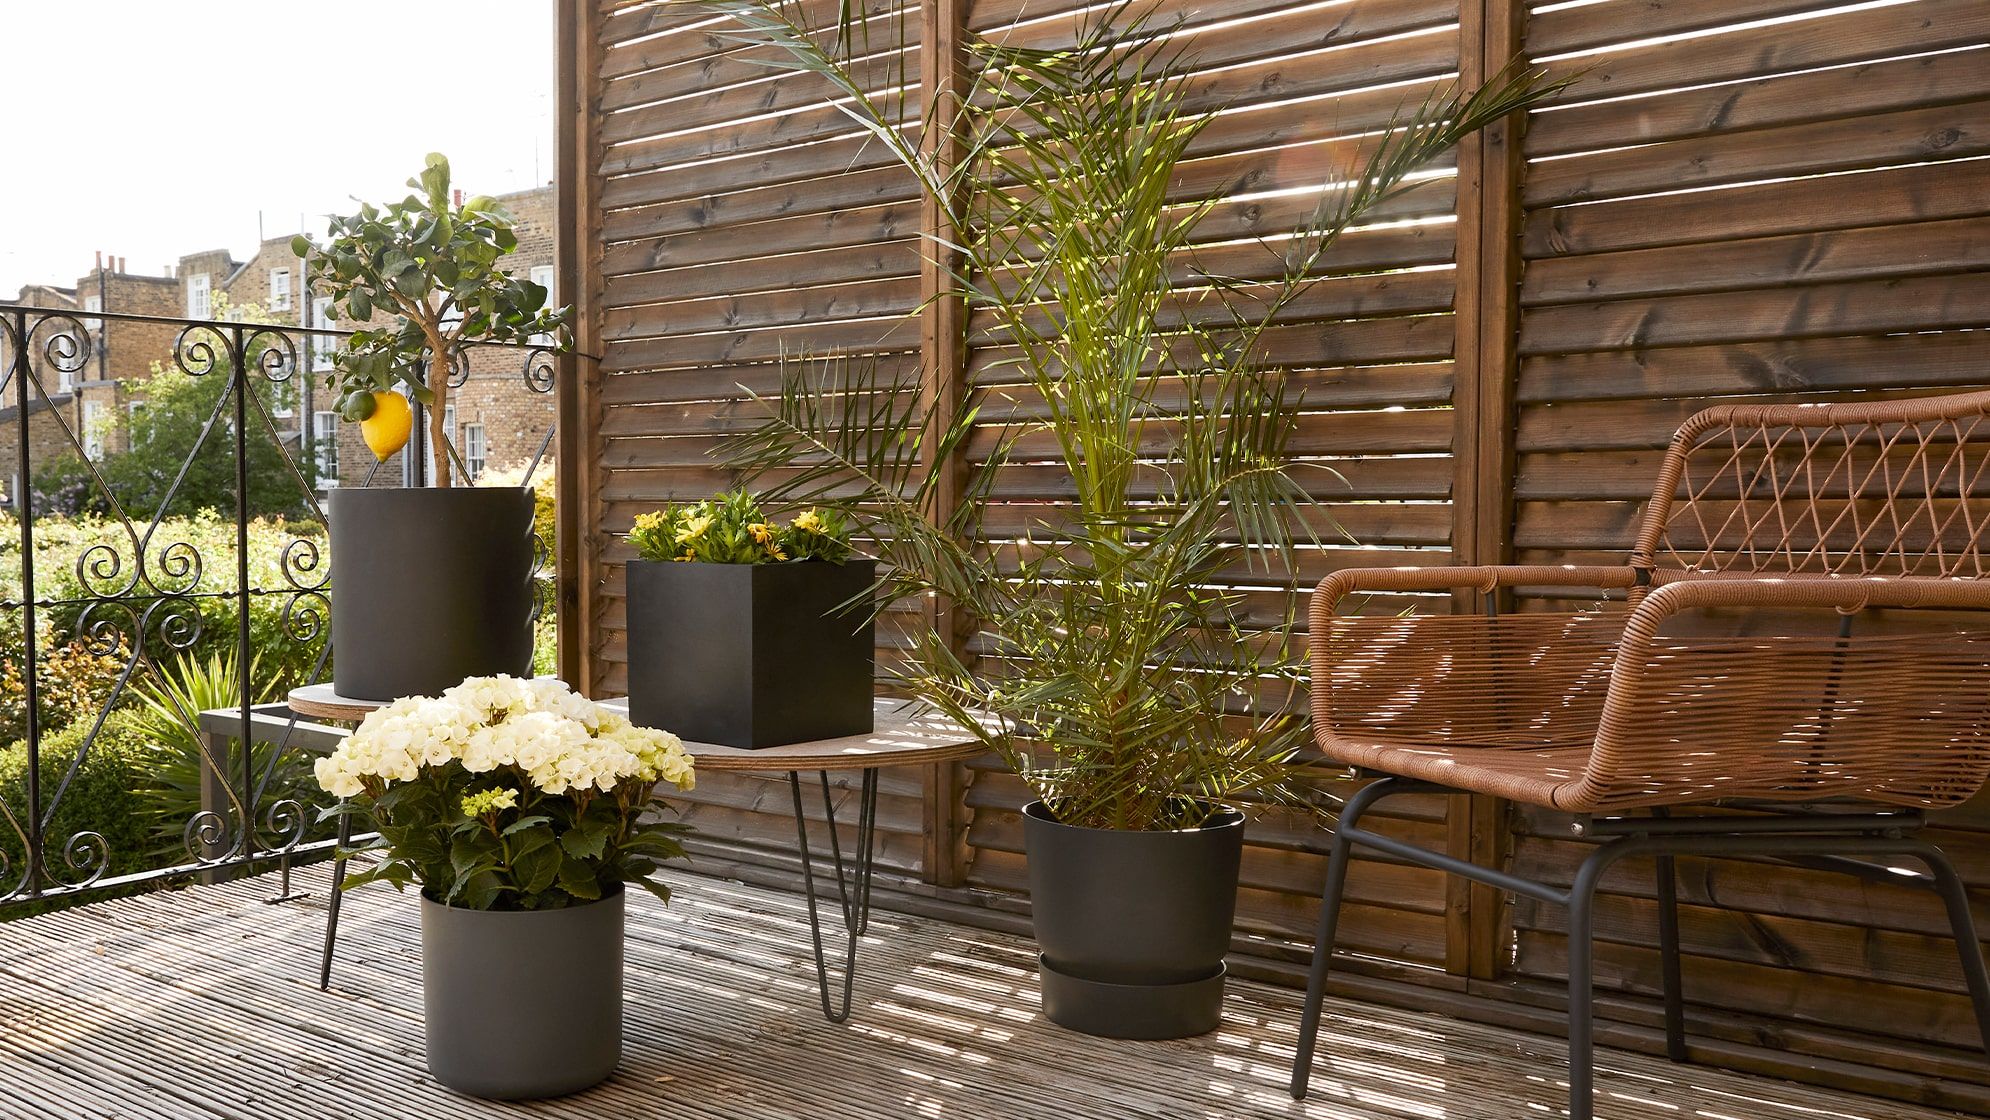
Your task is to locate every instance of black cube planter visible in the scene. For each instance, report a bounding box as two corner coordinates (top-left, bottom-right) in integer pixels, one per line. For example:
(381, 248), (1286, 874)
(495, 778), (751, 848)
(1023, 799), (1245, 1039)
(625, 559), (875, 748)
(328, 486), (537, 701)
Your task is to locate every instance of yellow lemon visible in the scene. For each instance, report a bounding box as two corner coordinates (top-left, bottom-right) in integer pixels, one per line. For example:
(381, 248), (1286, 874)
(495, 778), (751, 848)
(360, 391), (413, 461)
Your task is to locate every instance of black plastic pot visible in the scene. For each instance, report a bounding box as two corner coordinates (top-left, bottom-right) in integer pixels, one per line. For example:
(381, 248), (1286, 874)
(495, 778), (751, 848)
(625, 558), (875, 748)
(421, 888), (623, 1099)
(328, 486), (536, 701)
(1023, 799), (1245, 1039)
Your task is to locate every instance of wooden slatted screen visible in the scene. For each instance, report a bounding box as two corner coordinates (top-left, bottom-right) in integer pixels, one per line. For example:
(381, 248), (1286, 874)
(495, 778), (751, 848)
(1502, 0), (1990, 1100)
(588, 0), (932, 878)
(563, 0), (1990, 1108)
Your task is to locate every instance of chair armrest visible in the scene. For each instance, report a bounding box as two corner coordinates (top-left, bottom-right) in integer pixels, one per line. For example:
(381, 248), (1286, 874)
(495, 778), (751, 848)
(1311, 564), (1638, 627)
(1309, 567), (1638, 762)
(1634, 573), (1990, 618)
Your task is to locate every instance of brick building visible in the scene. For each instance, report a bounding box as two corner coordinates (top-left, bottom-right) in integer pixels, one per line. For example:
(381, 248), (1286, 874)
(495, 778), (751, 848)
(1, 256), (181, 506)
(3, 183), (558, 506)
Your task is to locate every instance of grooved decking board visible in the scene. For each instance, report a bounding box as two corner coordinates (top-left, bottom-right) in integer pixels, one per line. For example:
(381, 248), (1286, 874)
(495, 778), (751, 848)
(0, 865), (1968, 1120)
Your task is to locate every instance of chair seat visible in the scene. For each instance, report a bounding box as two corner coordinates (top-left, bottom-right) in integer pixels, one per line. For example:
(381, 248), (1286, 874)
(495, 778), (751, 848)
(1325, 734), (1594, 809)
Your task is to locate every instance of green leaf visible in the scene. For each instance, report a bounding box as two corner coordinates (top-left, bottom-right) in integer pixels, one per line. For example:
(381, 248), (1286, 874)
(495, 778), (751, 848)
(501, 814), (553, 837)
(515, 842), (561, 896)
(559, 819), (611, 861)
(557, 857), (603, 900)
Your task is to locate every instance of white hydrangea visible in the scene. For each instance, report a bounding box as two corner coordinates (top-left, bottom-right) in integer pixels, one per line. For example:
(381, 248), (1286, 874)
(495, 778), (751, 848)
(312, 675), (694, 800)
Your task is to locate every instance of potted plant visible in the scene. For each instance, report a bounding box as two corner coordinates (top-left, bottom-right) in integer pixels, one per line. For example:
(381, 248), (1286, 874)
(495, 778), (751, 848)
(708, 4), (1571, 1037)
(624, 491), (872, 747)
(294, 153), (568, 700)
(315, 675), (695, 1099)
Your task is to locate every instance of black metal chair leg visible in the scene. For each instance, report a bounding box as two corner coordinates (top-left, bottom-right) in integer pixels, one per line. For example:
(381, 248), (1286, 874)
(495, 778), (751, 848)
(1654, 851), (1688, 1062)
(1912, 842), (1990, 1055)
(1289, 832), (1351, 1101)
(1565, 842), (1629, 1120)
(1291, 778), (1413, 1101)
(318, 808), (351, 991)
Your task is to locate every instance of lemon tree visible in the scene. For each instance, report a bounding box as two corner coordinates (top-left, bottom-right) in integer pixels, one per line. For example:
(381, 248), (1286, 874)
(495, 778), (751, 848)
(294, 153), (570, 486)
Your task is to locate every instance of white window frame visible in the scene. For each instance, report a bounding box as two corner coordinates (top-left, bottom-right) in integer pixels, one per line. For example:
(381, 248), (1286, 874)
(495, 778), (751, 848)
(313, 410), (340, 488)
(81, 398), (106, 459)
(187, 273), (210, 320)
(462, 422), (487, 482)
(269, 268), (291, 311)
(311, 296), (336, 371)
(529, 265), (557, 345)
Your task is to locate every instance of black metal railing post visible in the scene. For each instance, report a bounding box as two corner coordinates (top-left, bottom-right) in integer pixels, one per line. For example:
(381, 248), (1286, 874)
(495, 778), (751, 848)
(11, 306), (43, 899)
(232, 324), (256, 866)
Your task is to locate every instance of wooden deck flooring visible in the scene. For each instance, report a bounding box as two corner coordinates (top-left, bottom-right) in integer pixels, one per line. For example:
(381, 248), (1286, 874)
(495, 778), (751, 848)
(0, 863), (1969, 1119)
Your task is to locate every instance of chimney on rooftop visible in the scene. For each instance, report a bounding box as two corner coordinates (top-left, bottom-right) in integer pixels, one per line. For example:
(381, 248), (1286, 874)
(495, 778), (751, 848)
(94, 250), (103, 270)
(453, 189), (464, 207)
(117, 257), (126, 274)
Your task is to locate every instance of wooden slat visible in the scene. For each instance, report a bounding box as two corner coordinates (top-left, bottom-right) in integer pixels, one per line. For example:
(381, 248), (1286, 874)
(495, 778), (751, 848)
(1521, 215), (1990, 306)
(1522, 155), (1990, 259)
(1516, 271), (1990, 356)
(1524, 98), (1990, 207)
(1527, 46), (1990, 158)
(1539, 0), (1990, 105)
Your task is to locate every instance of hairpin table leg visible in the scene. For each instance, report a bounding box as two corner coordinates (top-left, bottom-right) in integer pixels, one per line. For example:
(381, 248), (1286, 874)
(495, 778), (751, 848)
(787, 767), (880, 1023)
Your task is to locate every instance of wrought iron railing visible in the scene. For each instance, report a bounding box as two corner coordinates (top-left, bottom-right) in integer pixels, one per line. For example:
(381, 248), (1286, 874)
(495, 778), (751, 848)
(0, 303), (557, 910)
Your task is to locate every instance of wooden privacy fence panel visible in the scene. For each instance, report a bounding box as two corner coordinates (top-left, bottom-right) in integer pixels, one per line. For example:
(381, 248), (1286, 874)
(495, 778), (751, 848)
(1503, 0), (1990, 1102)
(561, 0), (1990, 1107)
(584, 0), (931, 878)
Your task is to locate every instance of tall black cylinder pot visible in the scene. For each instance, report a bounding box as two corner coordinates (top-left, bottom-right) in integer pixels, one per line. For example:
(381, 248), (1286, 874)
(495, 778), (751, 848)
(1023, 799), (1245, 1039)
(328, 486), (537, 700)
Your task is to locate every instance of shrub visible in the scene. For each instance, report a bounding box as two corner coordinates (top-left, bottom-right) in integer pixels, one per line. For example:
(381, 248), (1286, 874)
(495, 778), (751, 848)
(0, 710), (154, 899)
(0, 619), (129, 744)
(128, 649), (324, 862)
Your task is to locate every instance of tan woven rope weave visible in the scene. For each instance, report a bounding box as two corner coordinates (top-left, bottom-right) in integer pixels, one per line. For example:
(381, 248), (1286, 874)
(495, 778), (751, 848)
(1311, 391), (1990, 813)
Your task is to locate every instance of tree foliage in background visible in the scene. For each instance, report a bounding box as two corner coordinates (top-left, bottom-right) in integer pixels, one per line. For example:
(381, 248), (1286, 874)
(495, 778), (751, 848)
(714, 2), (1573, 829)
(295, 153), (569, 488)
(31, 294), (317, 522)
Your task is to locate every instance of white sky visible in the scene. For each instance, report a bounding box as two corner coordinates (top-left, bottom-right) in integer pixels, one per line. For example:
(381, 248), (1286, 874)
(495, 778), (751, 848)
(0, 0), (556, 295)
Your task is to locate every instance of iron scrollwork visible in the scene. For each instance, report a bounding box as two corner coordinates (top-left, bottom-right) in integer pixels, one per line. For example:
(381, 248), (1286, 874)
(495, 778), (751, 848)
(0, 302), (563, 907)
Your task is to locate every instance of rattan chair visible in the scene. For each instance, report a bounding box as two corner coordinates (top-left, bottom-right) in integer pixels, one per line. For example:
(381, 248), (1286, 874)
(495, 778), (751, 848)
(1290, 390), (1990, 1119)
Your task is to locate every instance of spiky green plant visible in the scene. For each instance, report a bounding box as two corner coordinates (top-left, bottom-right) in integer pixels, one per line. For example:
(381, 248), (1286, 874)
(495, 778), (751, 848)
(128, 648), (296, 859)
(710, 2), (1573, 830)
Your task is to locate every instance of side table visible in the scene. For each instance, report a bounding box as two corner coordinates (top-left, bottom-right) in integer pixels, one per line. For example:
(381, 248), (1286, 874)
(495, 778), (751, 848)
(594, 696), (984, 1022)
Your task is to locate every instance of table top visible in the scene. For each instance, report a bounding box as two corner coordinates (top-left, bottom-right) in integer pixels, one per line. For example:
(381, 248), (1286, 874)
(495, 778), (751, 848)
(594, 697), (988, 772)
(287, 683), (392, 722)
(287, 686), (988, 772)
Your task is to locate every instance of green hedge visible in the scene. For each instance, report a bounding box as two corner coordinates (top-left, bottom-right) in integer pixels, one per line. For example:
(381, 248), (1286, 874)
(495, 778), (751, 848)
(0, 710), (153, 909)
(0, 511), (330, 695)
